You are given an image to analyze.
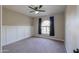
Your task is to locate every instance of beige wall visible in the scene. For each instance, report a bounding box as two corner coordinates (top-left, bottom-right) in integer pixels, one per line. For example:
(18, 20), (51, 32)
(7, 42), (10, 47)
(2, 8), (33, 46)
(2, 8), (33, 26)
(65, 5), (79, 53)
(33, 13), (65, 41)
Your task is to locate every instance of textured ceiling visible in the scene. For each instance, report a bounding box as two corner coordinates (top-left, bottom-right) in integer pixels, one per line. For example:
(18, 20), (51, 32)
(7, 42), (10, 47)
(3, 5), (66, 17)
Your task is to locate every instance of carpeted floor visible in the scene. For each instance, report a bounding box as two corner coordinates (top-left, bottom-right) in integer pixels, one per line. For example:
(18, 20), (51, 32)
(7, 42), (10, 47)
(2, 37), (66, 53)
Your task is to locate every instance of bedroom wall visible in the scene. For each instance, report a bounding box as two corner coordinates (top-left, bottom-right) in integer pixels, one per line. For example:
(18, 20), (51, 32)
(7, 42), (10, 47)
(65, 5), (79, 53)
(76, 6), (79, 50)
(33, 13), (65, 41)
(0, 5), (1, 52)
(2, 8), (33, 46)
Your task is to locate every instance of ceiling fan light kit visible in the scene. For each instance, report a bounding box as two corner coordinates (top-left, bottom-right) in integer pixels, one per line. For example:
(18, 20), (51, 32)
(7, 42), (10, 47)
(35, 11), (39, 14)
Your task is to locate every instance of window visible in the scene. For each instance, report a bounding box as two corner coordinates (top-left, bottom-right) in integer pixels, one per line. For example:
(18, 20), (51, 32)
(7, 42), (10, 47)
(41, 20), (50, 34)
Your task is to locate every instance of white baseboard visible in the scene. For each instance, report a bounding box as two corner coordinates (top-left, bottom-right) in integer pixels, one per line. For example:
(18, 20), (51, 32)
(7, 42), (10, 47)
(33, 35), (64, 42)
(2, 36), (32, 47)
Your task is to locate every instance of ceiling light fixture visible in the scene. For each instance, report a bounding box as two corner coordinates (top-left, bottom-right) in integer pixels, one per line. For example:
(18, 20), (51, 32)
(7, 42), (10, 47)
(35, 11), (39, 14)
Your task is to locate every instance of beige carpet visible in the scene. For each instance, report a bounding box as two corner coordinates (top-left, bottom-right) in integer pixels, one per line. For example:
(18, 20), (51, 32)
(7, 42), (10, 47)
(3, 37), (66, 53)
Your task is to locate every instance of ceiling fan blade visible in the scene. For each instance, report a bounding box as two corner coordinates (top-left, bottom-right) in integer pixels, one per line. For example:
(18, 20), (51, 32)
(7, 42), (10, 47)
(37, 10), (45, 12)
(30, 11), (34, 13)
(35, 7), (38, 10)
(28, 6), (35, 10)
(39, 5), (43, 9)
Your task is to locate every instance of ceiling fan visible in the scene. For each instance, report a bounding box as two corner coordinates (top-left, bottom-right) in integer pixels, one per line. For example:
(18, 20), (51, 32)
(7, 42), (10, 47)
(28, 5), (45, 14)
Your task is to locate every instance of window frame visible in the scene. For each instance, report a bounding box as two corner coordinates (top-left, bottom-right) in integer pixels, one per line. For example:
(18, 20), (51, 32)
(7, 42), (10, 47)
(41, 20), (50, 35)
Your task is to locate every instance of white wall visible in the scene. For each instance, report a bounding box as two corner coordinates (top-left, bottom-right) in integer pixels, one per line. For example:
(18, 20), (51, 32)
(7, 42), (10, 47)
(2, 8), (33, 46)
(33, 13), (65, 41)
(2, 26), (32, 46)
(76, 6), (79, 49)
(65, 5), (79, 53)
(0, 5), (1, 52)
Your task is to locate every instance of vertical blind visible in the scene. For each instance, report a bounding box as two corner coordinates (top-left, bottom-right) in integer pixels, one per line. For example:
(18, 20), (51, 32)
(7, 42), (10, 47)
(38, 18), (42, 34)
(50, 16), (55, 36)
